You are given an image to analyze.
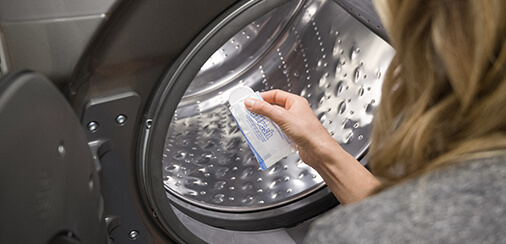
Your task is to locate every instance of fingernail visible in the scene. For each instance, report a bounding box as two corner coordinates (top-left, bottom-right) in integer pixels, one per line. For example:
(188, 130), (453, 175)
(244, 98), (255, 108)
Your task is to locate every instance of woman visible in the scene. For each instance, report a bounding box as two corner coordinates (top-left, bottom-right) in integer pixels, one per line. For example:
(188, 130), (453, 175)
(245, 0), (506, 242)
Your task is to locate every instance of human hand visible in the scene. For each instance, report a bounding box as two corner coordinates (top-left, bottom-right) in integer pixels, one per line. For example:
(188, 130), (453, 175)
(245, 89), (380, 204)
(244, 89), (341, 168)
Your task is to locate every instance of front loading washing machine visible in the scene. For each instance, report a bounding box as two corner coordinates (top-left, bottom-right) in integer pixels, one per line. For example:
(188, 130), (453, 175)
(0, 0), (394, 243)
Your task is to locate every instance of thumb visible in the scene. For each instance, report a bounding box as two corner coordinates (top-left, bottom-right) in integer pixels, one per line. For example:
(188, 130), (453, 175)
(244, 98), (287, 125)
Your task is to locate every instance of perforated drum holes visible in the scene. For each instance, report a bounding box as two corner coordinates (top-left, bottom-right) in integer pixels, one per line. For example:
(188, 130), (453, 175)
(162, 0), (394, 212)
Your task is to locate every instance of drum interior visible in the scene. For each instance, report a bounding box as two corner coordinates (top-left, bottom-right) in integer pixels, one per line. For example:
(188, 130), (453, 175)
(162, 0), (394, 212)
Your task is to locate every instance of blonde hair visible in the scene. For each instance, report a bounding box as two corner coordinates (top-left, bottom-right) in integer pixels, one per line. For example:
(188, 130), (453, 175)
(369, 0), (506, 189)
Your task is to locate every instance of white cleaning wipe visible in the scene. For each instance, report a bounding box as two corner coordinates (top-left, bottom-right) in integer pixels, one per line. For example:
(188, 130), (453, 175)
(228, 86), (295, 170)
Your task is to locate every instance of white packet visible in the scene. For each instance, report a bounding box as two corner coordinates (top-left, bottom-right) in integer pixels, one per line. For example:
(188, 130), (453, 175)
(228, 86), (295, 170)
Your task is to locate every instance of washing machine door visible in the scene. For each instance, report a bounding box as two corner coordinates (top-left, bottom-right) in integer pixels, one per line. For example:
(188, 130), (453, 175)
(0, 71), (107, 243)
(140, 0), (394, 241)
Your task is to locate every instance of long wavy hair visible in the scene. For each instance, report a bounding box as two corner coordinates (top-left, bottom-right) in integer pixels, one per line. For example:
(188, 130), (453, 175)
(369, 0), (506, 190)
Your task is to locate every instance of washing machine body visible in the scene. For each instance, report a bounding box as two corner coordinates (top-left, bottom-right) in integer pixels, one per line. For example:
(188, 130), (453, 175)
(0, 0), (393, 243)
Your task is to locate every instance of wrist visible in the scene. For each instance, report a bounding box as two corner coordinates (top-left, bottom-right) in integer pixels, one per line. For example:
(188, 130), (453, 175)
(311, 141), (379, 204)
(309, 133), (344, 169)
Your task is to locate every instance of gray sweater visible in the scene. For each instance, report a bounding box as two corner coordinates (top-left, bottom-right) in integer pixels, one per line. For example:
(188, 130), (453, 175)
(304, 154), (506, 243)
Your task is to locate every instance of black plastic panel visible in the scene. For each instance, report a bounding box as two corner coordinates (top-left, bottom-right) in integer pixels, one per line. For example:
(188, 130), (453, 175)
(0, 71), (107, 243)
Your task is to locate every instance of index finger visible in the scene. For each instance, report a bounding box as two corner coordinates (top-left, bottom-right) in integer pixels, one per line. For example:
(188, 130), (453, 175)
(259, 89), (299, 107)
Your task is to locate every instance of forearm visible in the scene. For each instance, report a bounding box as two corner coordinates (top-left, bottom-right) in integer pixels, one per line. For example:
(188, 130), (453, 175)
(311, 139), (381, 205)
(243, 91), (380, 204)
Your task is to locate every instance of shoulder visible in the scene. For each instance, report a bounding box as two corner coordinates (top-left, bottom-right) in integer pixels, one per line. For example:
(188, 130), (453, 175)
(304, 154), (506, 244)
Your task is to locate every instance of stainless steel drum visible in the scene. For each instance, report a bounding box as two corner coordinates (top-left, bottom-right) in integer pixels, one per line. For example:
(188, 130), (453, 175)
(140, 0), (394, 241)
(156, 0), (393, 224)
